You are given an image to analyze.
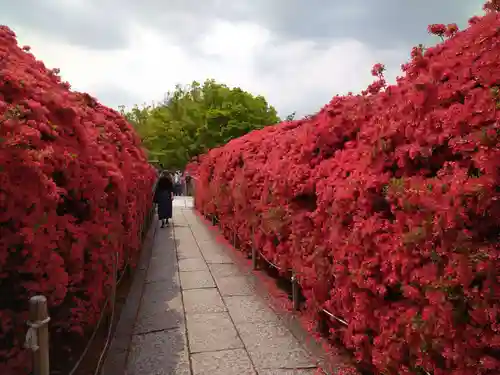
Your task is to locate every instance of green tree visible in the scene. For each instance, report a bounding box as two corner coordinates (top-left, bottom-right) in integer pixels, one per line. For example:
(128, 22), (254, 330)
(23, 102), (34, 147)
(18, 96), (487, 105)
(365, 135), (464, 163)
(123, 79), (280, 170)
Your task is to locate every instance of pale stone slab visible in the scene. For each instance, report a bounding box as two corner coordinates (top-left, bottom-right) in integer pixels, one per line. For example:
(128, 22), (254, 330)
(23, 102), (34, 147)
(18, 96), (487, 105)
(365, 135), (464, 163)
(224, 295), (279, 324)
(126, 329), (190, 375)
(216, 276), (254, 296)
(133, 302), (184, 334)
(258, 369), (318, 375)
(146, 263), (178, 283)
(248, 348), (315, 370)
(174, 227), (194, 240)
(177, 245), (204, 260)
(178, 258), (208, 272)
(204, 253), (234, 264)
(133, 281), (184, 334)
(183, 288), (226, 314)
(180, 270), (216, 290)
(196, 239), (224, 254)
(209, 263), (242, 279)
(191, 349), (256, 375)
(235, 321), (307, 352)
(186, 312), (243, 353)
(235, 320), (316, 369)
(150, 229), (177, 260)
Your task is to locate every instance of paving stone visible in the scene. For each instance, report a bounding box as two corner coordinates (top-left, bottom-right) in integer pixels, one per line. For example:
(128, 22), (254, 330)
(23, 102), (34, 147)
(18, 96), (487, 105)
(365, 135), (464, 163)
(258, 369), (318, 375)
(235, 321), (315, 369)
(178, 258), (208, 272)
(216, 276), (254, 296)
(224, 295), (279, 324)
(133, 281), (184, 334)
(151, 239), (177, 255)
(153, 227), (176, 240)
(126, 329), (190, 375)
(186, 312), (243, 353)
(150, 250), (177, 265)
(209, 263), (242, 279)
(177, 245), (204, 260)
(148, 248), (178, 265)
(248, 348), (315, 371)
(140, 280), (181, 309)
(190, 229), (215, 242)
(126, 206), (322, 374)
(146, 261), (179, 283)
(204, 252), (234, 264)
(146, 265), (178, 283)
(151, 236), (177, 259)
(174, 227), (195, 237)
(235, 321), (304, 352)
(183, 288), (226, 314)
(133, 301), (184, 334)
(196, 239), (224, 253)
(174, 226), (195, 238)
(191, 349), (256, 375)
(173, 197), (192, 208)
(180, 270), (216, 290)
(172, 214), (188, 225)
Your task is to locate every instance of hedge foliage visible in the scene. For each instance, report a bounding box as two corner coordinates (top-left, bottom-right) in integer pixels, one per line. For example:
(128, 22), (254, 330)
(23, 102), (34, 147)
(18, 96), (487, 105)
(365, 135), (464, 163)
(0, 26), (156, 374)
(190, 9), (500, 375)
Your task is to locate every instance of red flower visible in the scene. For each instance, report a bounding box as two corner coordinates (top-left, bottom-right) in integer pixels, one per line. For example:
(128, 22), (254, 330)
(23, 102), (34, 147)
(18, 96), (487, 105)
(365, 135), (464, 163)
(189, 8), (500, 375)
(484, 0), (500, 12)
(371, 63), (385, 77)
(445, 23), (459, 37)
(469, 16), (482, 25)
(427, 23), (447, 36)
(0, 26), (156, 374)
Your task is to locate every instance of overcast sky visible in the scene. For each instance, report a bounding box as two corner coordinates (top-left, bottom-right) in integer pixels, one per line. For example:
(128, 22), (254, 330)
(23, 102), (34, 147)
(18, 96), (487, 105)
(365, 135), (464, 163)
(1, 0), (484, 117)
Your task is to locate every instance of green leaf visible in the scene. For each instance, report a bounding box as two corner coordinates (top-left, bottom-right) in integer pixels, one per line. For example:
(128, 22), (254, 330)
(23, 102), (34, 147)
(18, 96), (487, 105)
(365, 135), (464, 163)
(121, 79), (280, 170)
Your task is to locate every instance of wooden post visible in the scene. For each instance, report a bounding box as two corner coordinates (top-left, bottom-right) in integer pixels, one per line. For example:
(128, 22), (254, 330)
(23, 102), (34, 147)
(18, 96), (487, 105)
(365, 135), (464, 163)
(251, 246), (258, 270)
(291, 274), (300, 311)
(317, 310), (329, 337)
(192, 183), (196, 206)
(28, 295), (50, 375)
(251, 225), (258, 269)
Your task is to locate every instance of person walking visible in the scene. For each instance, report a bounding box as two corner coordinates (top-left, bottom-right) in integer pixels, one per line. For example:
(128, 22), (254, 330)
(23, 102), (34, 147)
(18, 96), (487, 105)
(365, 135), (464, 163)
(172, 171), (180, 196)
(185, 172), (192, 196)
(154, 172), (174, 228)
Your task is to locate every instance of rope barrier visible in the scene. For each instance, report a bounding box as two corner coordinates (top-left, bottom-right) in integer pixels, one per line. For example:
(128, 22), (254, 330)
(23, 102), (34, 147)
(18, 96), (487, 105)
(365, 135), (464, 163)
(24, 317), (51, 352)
(67, 293), (111, 375)
(66, 178), (158, 375)
(322, 308), (348, 326)
(93, 251), (118, 375)
(258, 251), (282, 271)
(210, 213), (349, 321)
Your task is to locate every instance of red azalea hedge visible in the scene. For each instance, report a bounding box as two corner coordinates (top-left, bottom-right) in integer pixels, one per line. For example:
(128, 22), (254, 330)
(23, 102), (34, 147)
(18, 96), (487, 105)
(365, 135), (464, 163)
(0, 27), (156, 374)
(189, 8), (500, 375)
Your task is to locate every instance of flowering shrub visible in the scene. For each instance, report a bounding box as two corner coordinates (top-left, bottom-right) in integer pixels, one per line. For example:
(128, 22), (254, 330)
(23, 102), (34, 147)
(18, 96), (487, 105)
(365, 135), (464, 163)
(190, 9), (500, 375)
(0, 27), (156, 374)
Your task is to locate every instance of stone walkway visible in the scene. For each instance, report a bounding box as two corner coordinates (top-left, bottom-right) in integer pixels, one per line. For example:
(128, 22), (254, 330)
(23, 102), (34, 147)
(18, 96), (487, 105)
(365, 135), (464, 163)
(125, 205), (319, 375)
(172, 195), (194, 208)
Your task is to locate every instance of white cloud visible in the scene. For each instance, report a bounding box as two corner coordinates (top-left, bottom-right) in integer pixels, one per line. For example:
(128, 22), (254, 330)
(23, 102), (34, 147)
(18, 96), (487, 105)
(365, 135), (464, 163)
(9, 18), (407, 117)
(197, 20), (270, 58)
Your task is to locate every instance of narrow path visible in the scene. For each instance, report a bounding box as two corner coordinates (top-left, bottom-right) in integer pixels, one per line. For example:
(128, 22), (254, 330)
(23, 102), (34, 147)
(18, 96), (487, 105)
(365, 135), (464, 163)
(125, 200), (319, 375)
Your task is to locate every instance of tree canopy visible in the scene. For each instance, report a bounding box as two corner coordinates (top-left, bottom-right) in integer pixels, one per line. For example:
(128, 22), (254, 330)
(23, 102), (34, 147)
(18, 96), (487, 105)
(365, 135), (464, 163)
(121, 79), (280, 170)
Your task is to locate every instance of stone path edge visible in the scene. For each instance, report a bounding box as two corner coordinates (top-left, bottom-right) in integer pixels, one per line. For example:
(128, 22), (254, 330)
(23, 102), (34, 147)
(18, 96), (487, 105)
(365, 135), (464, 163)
(100, 218), (158, 375)
(193, 210), (357, 375)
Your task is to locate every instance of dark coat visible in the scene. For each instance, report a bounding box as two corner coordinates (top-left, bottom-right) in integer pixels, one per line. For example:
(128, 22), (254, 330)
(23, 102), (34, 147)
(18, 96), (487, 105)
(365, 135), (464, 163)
(154, 176), (173, 220)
